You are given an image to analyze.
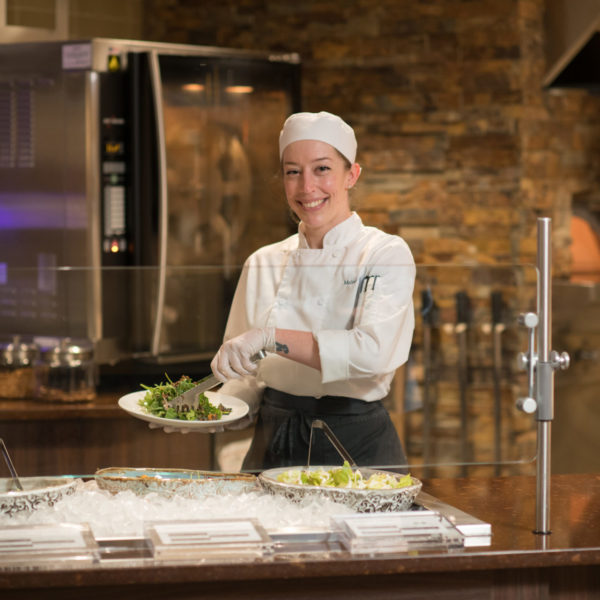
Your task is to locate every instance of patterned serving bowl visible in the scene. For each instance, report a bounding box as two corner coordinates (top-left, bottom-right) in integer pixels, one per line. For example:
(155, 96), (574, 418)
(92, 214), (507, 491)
(259, 466), (422, 513)
(95, 467), (258, 498)
(0, 477), (77, 517)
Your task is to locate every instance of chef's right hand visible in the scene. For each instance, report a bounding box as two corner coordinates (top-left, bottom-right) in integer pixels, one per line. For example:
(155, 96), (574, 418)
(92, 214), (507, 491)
(211, 327), (275, 381)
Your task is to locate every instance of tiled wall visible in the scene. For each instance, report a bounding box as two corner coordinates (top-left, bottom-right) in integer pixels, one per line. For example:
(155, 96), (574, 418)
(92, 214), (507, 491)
(6, 0), (56, 29)
(3, 0), (143, 40)
(67, 0), (143, 40)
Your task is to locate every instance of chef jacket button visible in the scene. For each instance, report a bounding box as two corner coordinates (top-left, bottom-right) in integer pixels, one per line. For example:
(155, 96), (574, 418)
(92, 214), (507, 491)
(316, 298), (324, 306)
(332, 249), (342, 258)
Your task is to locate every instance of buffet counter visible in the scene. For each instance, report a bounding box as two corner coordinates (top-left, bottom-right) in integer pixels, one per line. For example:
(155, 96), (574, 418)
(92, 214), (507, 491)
(1, 473), (599, 599)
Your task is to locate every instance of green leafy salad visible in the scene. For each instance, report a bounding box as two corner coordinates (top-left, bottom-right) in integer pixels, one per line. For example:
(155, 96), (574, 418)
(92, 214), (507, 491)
(139, 374), (232, 421)
(276, 461), (414, 490)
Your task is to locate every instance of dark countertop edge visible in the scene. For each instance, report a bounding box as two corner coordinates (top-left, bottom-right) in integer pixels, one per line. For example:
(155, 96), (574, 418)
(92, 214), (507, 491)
(1, 544), (600, 590)
(0, 394), (126, 420)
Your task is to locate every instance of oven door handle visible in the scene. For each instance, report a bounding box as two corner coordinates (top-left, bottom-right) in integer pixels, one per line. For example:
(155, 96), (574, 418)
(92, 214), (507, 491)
(148, 50), (168, 358)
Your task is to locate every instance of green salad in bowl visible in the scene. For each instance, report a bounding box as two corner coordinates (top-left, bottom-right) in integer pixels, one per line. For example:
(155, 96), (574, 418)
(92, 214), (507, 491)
(260, 462), (422, 512)
(276, 461), (414, 490)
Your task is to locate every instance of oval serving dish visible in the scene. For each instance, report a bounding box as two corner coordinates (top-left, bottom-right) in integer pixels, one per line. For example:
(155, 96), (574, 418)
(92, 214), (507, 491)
(259, 466), (422, 513)
(0, 477), (77, 517)
(95, 467), (258, 498)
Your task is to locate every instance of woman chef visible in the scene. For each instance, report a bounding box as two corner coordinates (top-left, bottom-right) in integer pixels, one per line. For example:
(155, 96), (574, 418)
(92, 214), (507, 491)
(211, 111), (416, 471)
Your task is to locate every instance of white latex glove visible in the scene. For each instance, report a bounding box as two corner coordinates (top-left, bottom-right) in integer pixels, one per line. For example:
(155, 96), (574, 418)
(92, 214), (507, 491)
(210, 327), (275, 381)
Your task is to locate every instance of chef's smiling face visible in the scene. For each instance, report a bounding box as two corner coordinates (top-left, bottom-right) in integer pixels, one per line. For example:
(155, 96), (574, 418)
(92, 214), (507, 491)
(282, 139), (361, 249)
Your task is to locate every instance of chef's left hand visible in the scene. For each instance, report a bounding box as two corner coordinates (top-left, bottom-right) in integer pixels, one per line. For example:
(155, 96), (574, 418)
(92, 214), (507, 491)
(148, 422), (192, 434)
(211, 327), (275, 381)
(147, 415), (254, 434)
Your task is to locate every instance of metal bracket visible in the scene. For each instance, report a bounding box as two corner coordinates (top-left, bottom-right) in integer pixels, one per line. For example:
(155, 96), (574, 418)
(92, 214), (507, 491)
(517, 311), (539, 414)
(516, 316), (570, 420)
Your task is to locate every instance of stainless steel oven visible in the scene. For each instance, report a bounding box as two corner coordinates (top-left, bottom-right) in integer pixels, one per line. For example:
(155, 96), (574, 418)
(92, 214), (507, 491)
(0, 38), (300, 373)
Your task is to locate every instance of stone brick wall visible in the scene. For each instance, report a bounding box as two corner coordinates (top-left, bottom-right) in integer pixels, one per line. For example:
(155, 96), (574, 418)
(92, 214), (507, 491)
(144, 0), (600, 276)
(143, 0), (600, 475)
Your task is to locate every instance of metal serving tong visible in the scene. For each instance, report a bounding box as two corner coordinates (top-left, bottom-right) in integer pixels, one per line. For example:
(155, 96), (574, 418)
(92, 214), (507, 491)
(167, 349), (267, 412)
(306, 419), (357, 468)
(1, 438), (24, 491)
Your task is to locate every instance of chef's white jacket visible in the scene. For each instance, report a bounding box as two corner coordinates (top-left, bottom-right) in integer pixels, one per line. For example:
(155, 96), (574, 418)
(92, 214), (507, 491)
(221, 212), (415, 404)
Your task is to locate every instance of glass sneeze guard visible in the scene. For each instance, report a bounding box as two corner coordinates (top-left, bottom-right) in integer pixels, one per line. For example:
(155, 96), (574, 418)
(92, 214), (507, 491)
(0, 261), (539, 478)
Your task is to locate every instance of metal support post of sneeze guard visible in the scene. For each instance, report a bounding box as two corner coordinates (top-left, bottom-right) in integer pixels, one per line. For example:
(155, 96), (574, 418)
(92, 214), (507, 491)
(517, 217), (570, 535)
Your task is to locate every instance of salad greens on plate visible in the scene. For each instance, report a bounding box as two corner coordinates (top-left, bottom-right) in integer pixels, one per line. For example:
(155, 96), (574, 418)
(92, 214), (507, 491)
(139, 374), (232, 421)
(276, 461), (414, 490)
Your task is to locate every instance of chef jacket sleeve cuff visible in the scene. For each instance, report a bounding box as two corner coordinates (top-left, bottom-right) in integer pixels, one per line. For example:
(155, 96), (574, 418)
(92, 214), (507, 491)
(316, 329), (349, 383)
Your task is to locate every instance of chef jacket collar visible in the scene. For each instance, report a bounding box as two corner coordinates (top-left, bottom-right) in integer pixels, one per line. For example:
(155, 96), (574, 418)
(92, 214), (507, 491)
(297, 212), (362, 249)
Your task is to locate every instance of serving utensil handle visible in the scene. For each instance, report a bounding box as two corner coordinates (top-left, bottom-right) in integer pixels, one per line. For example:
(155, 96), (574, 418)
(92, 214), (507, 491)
(0, 438), (24, 491)
(306, 419), (357, 468)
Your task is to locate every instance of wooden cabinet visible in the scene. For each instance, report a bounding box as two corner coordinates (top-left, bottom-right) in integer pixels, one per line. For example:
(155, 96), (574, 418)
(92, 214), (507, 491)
(0, 395), (214, 476)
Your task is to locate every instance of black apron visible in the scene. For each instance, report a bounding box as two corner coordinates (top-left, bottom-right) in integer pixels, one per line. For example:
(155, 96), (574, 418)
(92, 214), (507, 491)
(242, 387), (407, 471)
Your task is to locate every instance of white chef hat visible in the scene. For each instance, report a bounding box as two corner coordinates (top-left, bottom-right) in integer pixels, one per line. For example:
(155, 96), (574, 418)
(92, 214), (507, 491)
(279, 111), (357, 164)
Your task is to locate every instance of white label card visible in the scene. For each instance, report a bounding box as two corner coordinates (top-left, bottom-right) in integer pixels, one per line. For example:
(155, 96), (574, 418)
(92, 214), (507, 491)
(62, 43), (92, 70)
(154, 520), (264, 546)
(0, 525), (88, 556)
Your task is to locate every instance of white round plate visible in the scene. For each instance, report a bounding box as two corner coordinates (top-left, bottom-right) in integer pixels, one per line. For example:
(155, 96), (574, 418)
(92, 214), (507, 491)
(118, 390), (249, 430)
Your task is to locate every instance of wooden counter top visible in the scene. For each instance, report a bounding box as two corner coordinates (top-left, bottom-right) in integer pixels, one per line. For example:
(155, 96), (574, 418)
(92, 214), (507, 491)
(1, 473), (599, 599)
(0, 392), (126, 420)
(425, 474), (600, 560)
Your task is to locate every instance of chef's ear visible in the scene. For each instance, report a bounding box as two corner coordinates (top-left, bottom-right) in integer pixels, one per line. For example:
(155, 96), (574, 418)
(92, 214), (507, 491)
(346, 163), (361, 189)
